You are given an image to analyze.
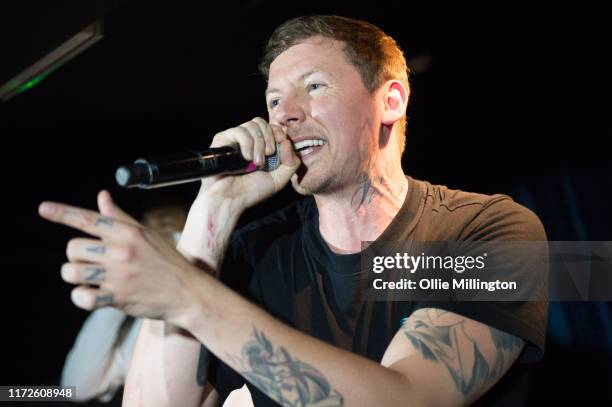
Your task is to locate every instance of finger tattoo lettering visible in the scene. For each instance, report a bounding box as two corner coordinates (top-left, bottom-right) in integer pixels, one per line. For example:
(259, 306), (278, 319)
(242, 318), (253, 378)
(95, 217), (114, 227)
(95, 294), (114, 307)
(86, 245), (106, 254)
(84, 266), (105, 283)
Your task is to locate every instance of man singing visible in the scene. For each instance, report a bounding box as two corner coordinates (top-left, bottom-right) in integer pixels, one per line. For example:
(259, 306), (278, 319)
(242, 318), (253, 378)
(40, 15), (548, 406)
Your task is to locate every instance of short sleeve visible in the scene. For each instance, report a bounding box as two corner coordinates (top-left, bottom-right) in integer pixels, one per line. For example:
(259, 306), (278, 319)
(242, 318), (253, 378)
(413, 198), (549, 362)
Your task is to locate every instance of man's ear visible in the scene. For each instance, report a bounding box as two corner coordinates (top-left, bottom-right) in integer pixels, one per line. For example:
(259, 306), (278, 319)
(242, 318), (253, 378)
(381, 80), (409, 126)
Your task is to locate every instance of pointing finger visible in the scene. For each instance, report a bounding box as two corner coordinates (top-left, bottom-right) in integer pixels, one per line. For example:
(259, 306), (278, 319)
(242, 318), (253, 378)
(39, 201), (137, 240)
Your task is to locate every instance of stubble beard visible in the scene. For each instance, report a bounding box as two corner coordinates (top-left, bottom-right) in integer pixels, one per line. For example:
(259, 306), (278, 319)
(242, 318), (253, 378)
(290, 155), (356, 197)
(290, 163), (336, 196)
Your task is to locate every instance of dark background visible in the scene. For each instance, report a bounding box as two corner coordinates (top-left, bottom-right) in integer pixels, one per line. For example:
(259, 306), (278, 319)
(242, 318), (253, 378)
(1, 1), (611, 405)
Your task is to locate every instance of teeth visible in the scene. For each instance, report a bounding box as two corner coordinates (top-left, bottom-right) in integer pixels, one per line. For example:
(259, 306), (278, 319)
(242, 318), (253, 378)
(294, 139), (326, 150)
(298, 147), (313, 156)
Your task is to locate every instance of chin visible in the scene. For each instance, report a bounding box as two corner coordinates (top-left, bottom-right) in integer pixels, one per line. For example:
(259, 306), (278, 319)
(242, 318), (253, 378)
(290, 173), (314, 196)
(290, 169), (336, 196)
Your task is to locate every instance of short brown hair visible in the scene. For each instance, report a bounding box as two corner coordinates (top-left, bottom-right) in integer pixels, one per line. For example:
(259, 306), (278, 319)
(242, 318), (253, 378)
(259, 15), (410, 154)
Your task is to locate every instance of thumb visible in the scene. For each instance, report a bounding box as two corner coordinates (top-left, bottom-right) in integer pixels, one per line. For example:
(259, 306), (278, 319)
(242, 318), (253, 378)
(269, 139), (301, 192)
(97, 190), (138, 224)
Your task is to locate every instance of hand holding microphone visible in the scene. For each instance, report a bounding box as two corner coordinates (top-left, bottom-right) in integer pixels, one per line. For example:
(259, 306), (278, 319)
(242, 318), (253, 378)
(116, 118), (301, 271)
(201, 117), (300, 209)
(116, 117), (299, 206)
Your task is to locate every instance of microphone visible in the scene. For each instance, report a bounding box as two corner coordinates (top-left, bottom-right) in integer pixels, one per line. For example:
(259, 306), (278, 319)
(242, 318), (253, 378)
(115, 145), (280, 189)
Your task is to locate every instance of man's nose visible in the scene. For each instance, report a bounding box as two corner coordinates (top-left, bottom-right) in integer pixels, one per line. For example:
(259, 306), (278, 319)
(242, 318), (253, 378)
(271, 95), (307, 127)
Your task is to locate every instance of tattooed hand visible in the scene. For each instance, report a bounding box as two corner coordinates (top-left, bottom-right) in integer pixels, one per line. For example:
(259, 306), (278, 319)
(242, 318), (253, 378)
(39, 190), (202, 324)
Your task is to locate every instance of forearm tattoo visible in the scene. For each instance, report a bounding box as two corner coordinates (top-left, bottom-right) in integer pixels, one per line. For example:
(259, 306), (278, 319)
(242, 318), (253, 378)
(401, 308), (524, 398)
(236, 326), (343, 406)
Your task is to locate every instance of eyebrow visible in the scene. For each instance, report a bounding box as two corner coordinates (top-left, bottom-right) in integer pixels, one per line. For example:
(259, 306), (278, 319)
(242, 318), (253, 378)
(265, 70), (319, 97)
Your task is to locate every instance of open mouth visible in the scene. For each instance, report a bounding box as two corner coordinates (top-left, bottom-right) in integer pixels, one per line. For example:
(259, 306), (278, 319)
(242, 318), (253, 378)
(294, 139), (327, 159)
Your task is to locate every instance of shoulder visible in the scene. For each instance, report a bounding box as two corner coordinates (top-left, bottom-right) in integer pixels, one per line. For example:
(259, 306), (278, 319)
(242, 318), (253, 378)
(420, 177), (511, 214)
(411, 177), (546, 241)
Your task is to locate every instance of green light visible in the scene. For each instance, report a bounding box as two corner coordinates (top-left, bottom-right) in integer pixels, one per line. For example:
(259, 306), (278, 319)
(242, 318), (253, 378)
(15, 71), (52, 95)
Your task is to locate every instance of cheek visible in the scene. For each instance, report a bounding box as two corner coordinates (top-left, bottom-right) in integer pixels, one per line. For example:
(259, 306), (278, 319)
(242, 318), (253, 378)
(310, 95), (367, 140)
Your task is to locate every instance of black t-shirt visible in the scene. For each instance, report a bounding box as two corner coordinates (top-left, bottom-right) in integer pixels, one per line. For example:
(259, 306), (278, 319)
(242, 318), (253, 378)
(203, 175), (548, 406)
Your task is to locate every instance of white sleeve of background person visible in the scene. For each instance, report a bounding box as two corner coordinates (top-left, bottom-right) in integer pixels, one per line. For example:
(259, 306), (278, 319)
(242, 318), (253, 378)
(60, 307), (141, 401)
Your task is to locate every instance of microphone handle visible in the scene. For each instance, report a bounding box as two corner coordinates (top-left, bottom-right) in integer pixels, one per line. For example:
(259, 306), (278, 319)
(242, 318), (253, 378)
(116, 145), (279, 189)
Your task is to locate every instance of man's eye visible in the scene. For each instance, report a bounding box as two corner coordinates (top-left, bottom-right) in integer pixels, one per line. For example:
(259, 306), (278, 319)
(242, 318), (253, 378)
(307, 83), (325, 92)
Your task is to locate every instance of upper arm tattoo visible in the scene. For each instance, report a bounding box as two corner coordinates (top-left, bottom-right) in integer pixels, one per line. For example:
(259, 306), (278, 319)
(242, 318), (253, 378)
(401, 308), (524, 399)
(234, 326), (343, 407)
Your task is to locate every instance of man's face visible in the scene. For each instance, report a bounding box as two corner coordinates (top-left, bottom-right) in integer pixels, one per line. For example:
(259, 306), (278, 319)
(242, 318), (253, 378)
(266, 36), (381, 195)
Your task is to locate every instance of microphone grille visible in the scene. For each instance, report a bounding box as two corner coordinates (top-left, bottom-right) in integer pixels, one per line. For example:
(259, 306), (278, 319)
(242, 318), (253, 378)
(262, 143), (281, 172)
(115, 166), (131, 187)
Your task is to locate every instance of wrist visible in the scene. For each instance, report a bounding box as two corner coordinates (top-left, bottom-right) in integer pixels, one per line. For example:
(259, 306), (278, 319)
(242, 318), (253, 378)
(178, 192), (243, 267)
(169, 268), (218, 334)
(194, 189), (247, 222)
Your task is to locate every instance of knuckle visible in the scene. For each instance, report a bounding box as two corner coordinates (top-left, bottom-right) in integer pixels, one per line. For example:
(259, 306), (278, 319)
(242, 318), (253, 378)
(100, 284), (115, 300)
(245, 123), (263, 138)
(264, 127), (274, 140)
(240, 135), (254, 148)
(126, 225), (144, 241)
(117, 244), (137, 262)
(235, 125), (250, 136)
(242, 120), (257, 129)
(210, 132), (225, 147)
(253, 118), (267, 131)
(123, 267), (140, 282)
(78, 213), (95, 229)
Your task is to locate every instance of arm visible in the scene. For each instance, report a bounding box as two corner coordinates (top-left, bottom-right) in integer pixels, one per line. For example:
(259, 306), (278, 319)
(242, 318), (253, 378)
(179, 279), (525, 406)
(41, 188), (525, 406)
(123, 191), (241, 407)
(123, 318), (209, 407)
(60, 307), (133, 401)
(382, 308), (525, 405)
(123, 118), (298, 406)
(37, 119), (300, 405)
